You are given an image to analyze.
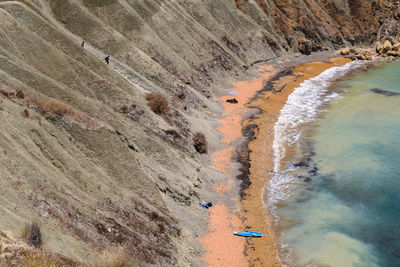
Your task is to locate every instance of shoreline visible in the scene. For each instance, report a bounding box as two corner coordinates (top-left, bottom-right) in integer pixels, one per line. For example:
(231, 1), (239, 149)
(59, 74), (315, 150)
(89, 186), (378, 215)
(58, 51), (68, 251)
(242, 57), (352, 266)
(198, 53), (353, 266)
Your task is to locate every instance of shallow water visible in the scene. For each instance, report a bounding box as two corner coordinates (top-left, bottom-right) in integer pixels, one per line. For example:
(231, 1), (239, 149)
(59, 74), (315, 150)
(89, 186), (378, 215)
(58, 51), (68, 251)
(267, 61), (400, 266)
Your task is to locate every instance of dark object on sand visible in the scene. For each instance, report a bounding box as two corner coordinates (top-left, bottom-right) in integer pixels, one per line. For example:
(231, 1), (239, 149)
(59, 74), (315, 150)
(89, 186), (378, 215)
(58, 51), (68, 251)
(105, 55), (110, 65)
(226, 98), (238, 104)
(81, 41), (85, 48)
(234, 231), (262, 237)
(370, 88), (399, 96)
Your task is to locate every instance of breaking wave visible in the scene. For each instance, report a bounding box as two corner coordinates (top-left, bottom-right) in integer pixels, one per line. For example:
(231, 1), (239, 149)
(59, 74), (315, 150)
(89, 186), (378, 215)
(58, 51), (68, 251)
(267, 60), (364, 210)
(264, 60), (365, 264)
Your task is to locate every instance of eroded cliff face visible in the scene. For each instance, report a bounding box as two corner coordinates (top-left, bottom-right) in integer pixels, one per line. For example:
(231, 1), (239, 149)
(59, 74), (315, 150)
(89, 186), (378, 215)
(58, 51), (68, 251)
(0, 0), (397, 265)
(237, 0), (399, 54)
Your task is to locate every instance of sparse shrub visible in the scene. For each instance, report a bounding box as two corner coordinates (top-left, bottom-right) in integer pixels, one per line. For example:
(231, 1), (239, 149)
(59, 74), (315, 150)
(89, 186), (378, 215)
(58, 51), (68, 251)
(16, 89), (26, 99)
(92, 248), (134, 267)
(235, 0), (243, 10)
(193, 132), (208, 154)
(22, 109), (30, 118)
(164, 129), (181, 140)
(119, 105), (130, 114)
(0, 88), (12, 98)
(22, 222), (42, 248)
(145, 93), (170, 116)
(119, 104), (145, 121)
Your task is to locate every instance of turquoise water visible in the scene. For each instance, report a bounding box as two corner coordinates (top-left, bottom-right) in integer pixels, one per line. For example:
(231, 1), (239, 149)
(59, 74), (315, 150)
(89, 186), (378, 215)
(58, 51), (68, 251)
(268, 61), (400, 266)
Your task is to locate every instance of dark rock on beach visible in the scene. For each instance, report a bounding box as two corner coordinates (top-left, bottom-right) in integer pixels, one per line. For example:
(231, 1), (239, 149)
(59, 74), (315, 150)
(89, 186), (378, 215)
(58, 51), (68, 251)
(370, 88), (400, 96)
(304, 177), (312, 183)
(309, 168), (318, 176)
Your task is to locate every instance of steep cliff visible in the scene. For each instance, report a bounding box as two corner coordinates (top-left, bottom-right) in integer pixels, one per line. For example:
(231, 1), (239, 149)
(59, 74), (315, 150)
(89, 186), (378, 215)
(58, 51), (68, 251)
(0, 0), (397, 265)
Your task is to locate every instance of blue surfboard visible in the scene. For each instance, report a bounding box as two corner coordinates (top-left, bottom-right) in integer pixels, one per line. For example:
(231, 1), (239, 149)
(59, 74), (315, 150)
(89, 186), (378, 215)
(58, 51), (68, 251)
(234, 231), (262, 237)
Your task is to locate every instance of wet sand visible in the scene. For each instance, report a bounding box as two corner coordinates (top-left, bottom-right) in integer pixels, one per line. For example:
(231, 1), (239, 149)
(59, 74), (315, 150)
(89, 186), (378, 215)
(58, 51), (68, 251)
(200, 57), (352, 267)
(242, 57), (352, 266)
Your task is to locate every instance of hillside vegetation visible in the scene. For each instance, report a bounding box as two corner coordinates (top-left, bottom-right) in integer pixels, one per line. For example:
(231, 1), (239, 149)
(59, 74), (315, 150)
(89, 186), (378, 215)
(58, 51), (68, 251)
(0, 0), (397, 265)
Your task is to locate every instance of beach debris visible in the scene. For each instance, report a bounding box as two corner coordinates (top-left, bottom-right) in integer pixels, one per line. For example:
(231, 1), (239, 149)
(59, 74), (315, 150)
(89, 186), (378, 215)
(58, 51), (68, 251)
(105, 55), (110, 65)
(273, 57), (279, 61)
(226, 98), (238, 104)
(234, 231), (262, 237)
(199, 201), (213, 209)
(370, 88), (400, 96)
(81, 40), (85, 48)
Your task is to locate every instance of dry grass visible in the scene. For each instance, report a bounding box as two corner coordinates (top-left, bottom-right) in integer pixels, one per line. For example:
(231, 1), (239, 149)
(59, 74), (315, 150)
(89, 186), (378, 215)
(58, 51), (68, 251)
(193, 132), (208, 154)
(0, 80), (106, 130)
(235, 0), (243, 11)
(145, 92), (170, 116)
(24, 254), (58, 267)
(27, 97), (76, 118)
(23, 251), (82, 267)
(164, 129), (181, 140)
(21, 222), (42, 248)
(0, 81), (17, 98)
(26, 96), (105, 130)
(119, 103), (145, 121)
(92, 248), (134, 267)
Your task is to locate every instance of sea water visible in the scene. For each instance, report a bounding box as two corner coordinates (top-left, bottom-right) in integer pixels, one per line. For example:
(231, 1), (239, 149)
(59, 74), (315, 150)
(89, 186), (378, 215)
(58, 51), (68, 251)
(266, 60), (400, 266)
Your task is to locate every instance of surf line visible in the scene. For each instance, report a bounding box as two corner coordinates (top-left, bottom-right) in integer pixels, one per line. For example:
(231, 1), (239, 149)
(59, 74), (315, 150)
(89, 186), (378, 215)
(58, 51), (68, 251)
(263, 59), (365, 264)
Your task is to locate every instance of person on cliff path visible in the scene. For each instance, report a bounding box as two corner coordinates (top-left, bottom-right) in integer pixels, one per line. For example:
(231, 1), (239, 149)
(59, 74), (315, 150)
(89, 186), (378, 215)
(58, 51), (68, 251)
(105, 55), (110, 65)
(81, 41), (85, 48)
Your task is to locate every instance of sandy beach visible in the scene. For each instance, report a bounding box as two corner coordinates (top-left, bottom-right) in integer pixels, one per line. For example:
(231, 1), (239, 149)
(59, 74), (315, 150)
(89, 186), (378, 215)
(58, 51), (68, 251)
(242, 57), (352, 266)
(200, 65), (276, 266)
(200, 56), (353, 267)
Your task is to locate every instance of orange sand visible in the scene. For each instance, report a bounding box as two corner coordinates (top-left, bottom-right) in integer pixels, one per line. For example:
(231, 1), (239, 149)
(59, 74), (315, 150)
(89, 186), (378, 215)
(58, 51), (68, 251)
(242, 58), (352, 267)
(201, 58), (352, 267)
(201, 65), (276, 267)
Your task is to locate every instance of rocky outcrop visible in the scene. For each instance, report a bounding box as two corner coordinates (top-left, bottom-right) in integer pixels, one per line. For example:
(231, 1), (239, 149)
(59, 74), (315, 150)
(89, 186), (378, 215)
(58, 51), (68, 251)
(375, 39), (400, 60)
(340, 37), (400, 61)
(340, 48), (351, 55)
(383, 40), (393, 51)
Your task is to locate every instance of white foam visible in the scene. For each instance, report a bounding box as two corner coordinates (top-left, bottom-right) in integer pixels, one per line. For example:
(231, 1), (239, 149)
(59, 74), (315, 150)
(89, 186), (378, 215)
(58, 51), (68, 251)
(263, 60), (365, 265)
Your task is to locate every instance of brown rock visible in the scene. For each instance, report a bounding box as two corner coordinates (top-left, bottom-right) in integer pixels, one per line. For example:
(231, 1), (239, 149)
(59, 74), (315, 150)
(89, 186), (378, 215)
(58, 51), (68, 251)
(388, 56), (395, 62)
(383, 40), (392, 51)
(376, 41), (384, 54)
(356, 54), (366, 60)
(387, 50), (398, 56)
(355, 48), (371, 55)
(392, 43), (400, 51)
(340, 48), (350, 55)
